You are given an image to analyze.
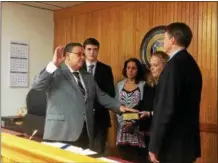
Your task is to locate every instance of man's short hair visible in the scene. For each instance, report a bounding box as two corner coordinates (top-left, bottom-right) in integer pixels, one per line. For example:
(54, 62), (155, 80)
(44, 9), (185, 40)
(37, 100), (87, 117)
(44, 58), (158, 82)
(165, 22), (193, 48)
(64, 42), (82, 57)
(83, 38), (100, 48)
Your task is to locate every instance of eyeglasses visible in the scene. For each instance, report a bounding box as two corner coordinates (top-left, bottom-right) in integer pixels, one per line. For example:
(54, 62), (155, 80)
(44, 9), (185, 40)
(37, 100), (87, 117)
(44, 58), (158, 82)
(69, 52), (85, 57)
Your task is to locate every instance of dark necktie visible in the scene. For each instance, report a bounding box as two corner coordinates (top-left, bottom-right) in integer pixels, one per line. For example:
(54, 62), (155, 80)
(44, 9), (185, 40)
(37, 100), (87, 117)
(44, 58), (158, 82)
(88, 64), (95, 75)
(72, 72), (86, 97)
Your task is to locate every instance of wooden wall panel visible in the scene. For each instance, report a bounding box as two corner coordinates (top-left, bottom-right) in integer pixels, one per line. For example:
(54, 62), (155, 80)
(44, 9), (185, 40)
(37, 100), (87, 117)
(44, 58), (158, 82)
(87, 10), (102, 40)
(199, 133), (218, 163)
(54, 2), (217, 163)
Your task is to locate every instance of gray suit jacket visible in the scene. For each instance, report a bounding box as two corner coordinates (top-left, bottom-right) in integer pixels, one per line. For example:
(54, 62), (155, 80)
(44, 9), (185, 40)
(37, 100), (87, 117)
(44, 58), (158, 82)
(32, 63), (121, 144)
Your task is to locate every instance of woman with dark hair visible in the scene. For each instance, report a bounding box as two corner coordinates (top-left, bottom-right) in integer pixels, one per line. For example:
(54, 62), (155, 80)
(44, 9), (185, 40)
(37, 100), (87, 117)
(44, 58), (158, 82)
(115, 58), (150, 163)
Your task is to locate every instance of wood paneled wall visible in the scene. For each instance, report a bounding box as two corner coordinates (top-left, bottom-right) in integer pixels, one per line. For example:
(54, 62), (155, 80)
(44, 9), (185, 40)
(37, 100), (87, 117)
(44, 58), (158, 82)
(54, 2), (217, 163)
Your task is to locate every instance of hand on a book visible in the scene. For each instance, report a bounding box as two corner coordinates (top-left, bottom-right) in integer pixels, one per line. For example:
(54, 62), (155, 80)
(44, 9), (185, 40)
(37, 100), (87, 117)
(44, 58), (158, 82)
(120, 106), (139, 113)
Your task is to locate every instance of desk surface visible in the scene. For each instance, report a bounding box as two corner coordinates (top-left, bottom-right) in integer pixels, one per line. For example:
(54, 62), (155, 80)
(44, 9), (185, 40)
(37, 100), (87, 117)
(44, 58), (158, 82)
(2, 128), (133, 163)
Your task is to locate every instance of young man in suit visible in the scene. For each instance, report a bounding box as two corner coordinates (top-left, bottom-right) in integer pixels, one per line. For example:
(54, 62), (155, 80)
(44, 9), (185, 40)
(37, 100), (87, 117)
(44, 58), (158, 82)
(32, 43), (137, 149)
(83, 38), (115, 154)
(148, 22), (202, 163)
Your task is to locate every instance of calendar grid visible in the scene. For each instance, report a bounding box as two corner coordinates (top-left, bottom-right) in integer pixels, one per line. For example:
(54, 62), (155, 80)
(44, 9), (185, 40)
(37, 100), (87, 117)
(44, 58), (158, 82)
(9, 41), (29, 87)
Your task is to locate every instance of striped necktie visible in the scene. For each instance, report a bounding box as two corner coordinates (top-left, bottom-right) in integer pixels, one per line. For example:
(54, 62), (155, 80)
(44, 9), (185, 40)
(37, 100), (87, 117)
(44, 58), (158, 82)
(88, 64), (94, 75)
(72, 72), (85, 97)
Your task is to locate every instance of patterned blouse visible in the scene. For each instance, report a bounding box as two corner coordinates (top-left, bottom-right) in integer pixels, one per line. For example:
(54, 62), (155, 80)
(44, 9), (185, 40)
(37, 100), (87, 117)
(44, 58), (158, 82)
(120, 87), (141, 108)
(116, 87), (145, 148)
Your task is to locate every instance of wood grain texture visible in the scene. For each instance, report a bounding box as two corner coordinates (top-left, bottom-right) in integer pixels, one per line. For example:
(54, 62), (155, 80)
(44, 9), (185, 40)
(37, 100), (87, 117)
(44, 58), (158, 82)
(1, 133), (104, 162)
(54, 2), (129, 20)
(200, 123), (218, 133)
(54, 2), (217, 163)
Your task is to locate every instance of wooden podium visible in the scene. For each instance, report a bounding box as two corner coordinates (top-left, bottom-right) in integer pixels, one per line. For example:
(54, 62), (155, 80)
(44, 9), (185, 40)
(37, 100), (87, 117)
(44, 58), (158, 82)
(1, 132), (105, 163)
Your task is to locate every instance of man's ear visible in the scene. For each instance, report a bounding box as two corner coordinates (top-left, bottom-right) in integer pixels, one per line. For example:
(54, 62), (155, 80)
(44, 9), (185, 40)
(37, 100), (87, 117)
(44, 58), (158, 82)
(65, 52), (69, 58)
(170, 36), (176, 45)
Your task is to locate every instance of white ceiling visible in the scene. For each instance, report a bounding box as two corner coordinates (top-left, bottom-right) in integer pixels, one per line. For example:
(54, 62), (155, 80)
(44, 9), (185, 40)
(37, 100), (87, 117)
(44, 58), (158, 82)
(15, 1), (85, 11)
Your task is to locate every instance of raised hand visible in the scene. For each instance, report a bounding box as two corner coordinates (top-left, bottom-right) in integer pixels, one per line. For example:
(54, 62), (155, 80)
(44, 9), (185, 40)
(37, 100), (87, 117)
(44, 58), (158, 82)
(52, 46), (65, 67)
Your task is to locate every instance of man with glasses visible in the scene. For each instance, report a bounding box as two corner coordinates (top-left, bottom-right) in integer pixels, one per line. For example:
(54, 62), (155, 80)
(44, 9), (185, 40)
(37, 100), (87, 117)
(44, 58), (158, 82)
(32, 42), (137, 149)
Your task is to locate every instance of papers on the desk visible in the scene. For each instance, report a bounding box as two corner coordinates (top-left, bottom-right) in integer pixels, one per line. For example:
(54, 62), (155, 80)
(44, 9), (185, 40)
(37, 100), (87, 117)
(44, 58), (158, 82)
(67, 147), (97, 155)
(81, 149), (97, 155)
(42, 142), (66, 148)
(97, 157), (120, 163)
(41, 141), (97, 156)
(42, 142), (121, 162)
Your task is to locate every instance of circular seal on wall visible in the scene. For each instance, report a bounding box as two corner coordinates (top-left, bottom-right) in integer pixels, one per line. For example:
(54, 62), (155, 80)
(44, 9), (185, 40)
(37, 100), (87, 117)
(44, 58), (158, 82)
(140, 26), (166, 69)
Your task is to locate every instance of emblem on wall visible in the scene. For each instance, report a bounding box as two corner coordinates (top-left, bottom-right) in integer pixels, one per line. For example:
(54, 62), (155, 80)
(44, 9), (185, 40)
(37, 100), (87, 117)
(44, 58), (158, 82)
(140, 25), (166, 69)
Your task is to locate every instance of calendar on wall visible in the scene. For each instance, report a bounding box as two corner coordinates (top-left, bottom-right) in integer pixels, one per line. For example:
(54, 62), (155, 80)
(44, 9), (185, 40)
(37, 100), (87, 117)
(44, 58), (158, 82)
(9, 41), (29, 87)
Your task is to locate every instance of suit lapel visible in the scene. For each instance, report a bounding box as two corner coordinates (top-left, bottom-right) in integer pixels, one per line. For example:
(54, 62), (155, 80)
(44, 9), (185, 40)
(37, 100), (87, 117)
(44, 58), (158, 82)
(82, 62), (88, 71)
(61, 64), (76, 85)
(60, 64), (83, 95)
(94, 61), (100, 80)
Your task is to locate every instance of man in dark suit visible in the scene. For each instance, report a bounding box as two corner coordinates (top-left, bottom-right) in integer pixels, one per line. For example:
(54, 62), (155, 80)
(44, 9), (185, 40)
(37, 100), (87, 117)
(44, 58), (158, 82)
(82, 38), (115, 154)
(32, 43), (137, 149)
(148, 22), (202, 163)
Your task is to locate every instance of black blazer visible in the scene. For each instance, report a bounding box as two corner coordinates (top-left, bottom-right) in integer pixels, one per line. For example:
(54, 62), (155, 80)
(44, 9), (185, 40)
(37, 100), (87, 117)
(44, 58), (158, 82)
(149, 50), (202, 163)
(83, 61), (115, 129)
(134, 84), (155, 131)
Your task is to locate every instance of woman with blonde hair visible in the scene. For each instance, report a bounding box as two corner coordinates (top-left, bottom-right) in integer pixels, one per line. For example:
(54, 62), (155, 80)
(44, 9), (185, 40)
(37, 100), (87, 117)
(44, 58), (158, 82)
(137, 51), (169, 161)
(139, 51), (169, 119)
(146, 51), (169, 87)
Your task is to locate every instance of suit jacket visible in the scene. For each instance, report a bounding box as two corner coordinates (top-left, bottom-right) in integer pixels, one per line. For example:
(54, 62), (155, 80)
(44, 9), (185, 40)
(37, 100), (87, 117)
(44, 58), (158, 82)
(32, 63), (121, 144)
(149, 49), (202, 163)
(83, 61), (115, 129)
(135, 84), (155, 131)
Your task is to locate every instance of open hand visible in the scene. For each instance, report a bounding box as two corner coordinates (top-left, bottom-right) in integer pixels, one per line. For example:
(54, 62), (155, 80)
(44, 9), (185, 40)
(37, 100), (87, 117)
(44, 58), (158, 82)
(119, 106), (139, 113)
(52, 46), (65, 67)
